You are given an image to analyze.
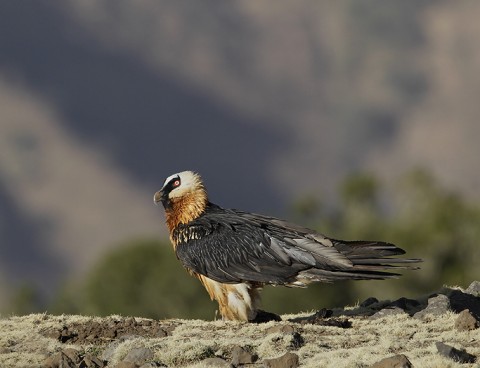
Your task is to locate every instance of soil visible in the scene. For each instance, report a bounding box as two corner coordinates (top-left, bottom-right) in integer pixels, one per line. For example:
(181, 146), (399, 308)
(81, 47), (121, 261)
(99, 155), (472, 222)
(40, 316), (177, 345)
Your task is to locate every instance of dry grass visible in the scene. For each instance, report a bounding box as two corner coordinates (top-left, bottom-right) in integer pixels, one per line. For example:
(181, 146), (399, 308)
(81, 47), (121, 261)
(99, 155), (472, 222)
(0, 307), (478, 368)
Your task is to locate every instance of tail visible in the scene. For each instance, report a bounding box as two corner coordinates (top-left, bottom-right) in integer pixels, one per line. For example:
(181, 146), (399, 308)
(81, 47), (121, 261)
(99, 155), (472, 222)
(299, 240), (421, 283)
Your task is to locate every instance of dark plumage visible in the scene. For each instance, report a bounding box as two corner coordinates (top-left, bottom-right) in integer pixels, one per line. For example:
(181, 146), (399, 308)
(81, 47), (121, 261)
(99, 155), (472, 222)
(154, 171), (420, 322)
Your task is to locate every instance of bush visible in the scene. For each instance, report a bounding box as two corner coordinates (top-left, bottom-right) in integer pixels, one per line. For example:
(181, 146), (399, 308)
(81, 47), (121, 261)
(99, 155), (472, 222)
(53, 239), (216, 319)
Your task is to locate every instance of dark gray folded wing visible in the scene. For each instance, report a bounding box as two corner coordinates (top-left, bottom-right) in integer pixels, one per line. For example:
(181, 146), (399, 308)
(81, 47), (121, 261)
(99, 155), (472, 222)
(174, 205), (420, 285)
(175, 219), (315, 284)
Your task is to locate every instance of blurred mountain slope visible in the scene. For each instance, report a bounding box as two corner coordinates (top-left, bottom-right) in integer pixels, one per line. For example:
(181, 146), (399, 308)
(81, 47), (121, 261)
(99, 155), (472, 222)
(0, 77), (160, 301)
(61, 1), (435, 196)
(369, 1), (480, 195)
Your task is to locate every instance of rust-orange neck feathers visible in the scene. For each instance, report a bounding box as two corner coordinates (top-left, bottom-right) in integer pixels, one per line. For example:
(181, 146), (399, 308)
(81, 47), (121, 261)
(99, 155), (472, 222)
(165, 187), (208, 234)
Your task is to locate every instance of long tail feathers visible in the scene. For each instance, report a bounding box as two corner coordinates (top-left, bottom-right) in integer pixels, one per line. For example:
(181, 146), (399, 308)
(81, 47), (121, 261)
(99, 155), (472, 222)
(299, 240), (421, 283)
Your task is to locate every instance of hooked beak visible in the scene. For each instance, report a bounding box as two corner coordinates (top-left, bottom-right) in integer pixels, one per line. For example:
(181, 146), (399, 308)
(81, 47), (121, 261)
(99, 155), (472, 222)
(153, 189), (164, 205)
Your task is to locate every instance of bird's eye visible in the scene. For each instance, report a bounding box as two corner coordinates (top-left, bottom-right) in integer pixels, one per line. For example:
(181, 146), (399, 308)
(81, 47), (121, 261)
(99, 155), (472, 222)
(173, 180), (180, 187)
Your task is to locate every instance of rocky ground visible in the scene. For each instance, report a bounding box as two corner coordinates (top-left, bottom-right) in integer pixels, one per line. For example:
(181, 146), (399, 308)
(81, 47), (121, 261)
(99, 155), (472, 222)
(0, 282), (479, 368)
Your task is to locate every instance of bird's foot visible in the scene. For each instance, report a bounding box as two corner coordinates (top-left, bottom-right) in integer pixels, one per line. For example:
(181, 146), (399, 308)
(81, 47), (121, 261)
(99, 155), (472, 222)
(250, 309), (282, 323)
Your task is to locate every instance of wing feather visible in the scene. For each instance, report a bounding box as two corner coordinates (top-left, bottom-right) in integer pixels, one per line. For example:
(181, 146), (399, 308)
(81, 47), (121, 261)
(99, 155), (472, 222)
(174, 204), (420, 285)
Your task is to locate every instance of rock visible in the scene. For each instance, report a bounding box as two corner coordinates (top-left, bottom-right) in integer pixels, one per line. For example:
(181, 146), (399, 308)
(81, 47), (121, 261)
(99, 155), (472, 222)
(231, 345), (257, 366)
(360, 297), (379, 307)
(62, 348), (82, 364)
(82, 354), (104, 367)
(465, 281), (480, 297)
(448, 289), (480, 319)
(124, 347), (154, 365)
(44, 351), (77, 368)
(263, 352), (300, 368)
(113, 362), (137, 368)
(265, 325), (295, 334)
(289, 332), (304, 349)
(251, 309), (282, 323)
(43, 349), (105, 368)
(139, 363), (166, 368)
(288, 308), (332, 323)
(435, 342), (476, 364)
(288, 309), (350, 327)
(414, 294), (450, 319)
(201, 357), (230, 367)
(370, 354), (413, 368)
(455, 309), (479, 331)
(101, 335), (139, 362)
(369, 307), (406, 320)
(389, 297), (421, 314)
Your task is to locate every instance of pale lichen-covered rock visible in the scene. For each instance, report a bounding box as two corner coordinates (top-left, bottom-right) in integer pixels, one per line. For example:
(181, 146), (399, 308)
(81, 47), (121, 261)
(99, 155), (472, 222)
(263, 352), (300, 368)
(455, 309), (479, 331)
(465, 281), (480, 297)
(369, 307), (407, 320)
(370, 354), (413, 368)
(413, 294), (450, 319)
(123, 347), (154, 365)
(231, 345), (257, 366)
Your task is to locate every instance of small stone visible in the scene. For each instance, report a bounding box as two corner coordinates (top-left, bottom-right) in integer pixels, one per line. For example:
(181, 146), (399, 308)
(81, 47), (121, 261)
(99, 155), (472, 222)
(414, 294), (450, 319)
(265, 325), (295, 334)
(151, 326), (167, 338)
(163, 325), (176, 336)
(465, 281), (480, 297)
(42, 328), (61, 340)
(231, 345), (257, 366)
(101, 335), (138, 362)
(201, 357), (230, 367)
(370, 354), (413, 368)
(311, 308), (332, 319)
(360, 297), (379, 307)
(436, 342), (476, 364)
(124, 347), (154, 365)
(59, 326), (77, 343)
(369, 307), (406, 320)
(455, 309), (479, 331)
(125, 317), (137, 326)
(263, 352), (300, 368)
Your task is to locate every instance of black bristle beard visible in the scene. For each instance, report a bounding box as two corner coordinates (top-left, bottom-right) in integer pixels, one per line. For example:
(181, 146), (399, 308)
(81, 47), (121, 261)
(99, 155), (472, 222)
(161, 196), (172, 210)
